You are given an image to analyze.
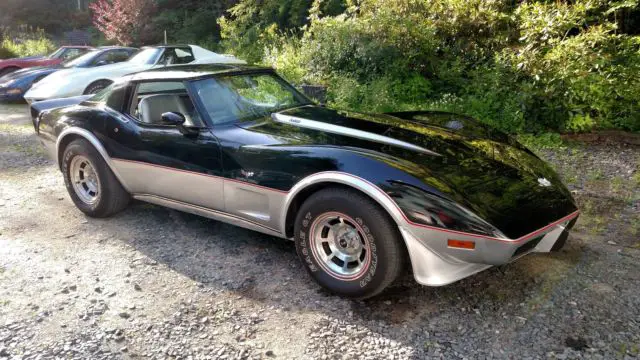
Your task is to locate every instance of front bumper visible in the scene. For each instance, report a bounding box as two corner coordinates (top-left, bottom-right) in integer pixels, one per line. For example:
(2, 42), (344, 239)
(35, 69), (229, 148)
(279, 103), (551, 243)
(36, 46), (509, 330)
(0, 87), (26, 102)
(401, 211), (579, 286)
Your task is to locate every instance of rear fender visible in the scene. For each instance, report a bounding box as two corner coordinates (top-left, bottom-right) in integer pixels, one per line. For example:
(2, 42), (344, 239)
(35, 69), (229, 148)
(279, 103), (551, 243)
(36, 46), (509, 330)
(30, 95), (93, 124)
(55, 127), (131, 192)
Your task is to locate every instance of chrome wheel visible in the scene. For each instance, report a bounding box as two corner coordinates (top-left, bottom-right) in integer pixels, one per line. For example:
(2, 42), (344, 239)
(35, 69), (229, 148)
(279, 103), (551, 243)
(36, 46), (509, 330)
(69, 155), (100, 205)
(309, 212), (371, 280)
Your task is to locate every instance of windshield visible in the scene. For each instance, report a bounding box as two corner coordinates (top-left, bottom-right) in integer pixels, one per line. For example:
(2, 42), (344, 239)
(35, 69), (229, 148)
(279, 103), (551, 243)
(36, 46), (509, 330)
(127, 48), (162, 65)
(192, 73), (311, 125)
(47, 47), (65, 58)
(63, 49), (100, 68)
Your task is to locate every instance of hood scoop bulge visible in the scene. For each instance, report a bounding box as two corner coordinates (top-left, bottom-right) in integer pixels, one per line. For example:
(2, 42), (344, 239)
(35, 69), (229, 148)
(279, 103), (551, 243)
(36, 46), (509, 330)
(271, 113), (441, 157)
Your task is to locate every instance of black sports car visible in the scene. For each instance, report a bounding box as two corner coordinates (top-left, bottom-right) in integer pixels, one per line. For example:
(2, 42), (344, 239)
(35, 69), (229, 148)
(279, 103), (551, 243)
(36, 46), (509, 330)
(30, 64), (579, 298)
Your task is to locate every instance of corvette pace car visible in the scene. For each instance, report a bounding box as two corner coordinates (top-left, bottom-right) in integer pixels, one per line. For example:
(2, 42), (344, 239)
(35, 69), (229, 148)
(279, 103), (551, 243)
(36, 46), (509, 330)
(30, 64), (579, 299)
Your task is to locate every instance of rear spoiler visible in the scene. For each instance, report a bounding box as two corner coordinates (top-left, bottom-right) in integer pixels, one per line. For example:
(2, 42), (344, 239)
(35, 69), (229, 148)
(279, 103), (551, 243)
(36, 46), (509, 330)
(30, 95), (92, 132)
(30, 95), (92, 122)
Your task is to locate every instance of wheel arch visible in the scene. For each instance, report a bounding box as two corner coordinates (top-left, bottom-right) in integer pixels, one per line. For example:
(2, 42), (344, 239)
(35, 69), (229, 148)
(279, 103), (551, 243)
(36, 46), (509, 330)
(84, 79), (113, 94)
(281, 172), (407, 238)
(56, 127), (131, 192)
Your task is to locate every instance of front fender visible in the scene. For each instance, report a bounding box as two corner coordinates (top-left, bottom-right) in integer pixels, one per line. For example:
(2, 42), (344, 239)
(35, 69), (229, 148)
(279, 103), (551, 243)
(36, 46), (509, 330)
(279, 171), (409, 235)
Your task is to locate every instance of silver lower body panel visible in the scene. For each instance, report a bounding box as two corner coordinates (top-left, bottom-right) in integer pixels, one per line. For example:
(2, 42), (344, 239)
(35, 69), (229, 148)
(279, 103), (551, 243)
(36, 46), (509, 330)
(400, 215), (577, 286)
(133, 194), (283, 238)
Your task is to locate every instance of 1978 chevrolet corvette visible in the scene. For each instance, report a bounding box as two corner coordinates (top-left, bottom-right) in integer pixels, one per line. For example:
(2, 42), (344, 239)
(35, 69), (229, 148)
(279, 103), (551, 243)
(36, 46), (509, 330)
(30, 64), (579, 298)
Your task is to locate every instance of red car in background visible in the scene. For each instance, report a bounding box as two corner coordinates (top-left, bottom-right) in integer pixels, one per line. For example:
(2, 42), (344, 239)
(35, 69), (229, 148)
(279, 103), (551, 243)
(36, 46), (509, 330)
(0, 46), (94, 77)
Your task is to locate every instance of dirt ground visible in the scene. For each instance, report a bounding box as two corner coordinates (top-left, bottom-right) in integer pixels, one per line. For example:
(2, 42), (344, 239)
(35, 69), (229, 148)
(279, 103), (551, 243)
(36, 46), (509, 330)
(0, 103), (638, 359)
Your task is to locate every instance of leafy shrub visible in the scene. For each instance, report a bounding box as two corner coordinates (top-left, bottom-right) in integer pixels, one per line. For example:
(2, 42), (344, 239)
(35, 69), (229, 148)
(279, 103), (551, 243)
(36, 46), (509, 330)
(517, 133), (566, 150)
(219, 0), (347, 63)
(0, 28), (56, 58)
(1, 38), (56, 58)
(0, 47), (17, 59)
(222, 0), (640, 134)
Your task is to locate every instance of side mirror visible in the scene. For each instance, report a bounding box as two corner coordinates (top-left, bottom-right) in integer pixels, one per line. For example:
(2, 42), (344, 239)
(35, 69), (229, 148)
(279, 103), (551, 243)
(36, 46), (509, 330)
(161, 111), (199, 136)
(95, 60), (108, 66)
(161, 111), (186, 126)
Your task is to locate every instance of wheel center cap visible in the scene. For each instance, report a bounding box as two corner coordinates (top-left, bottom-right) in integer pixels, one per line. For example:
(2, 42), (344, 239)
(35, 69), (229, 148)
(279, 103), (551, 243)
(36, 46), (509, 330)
(336, 231), (360, 254)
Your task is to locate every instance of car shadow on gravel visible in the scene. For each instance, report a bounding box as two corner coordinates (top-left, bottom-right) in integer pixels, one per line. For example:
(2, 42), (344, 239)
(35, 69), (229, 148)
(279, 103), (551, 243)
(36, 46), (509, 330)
(98, 199), (588, 353)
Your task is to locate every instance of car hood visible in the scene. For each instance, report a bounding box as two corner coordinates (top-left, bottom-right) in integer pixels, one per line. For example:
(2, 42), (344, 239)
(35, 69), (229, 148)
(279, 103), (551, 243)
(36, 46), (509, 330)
(44, 62), (150, 83)
(5, 66), (57, 79)
(3, 55), (45, 62)
(29, 62), (151, 95)
(251, 106), (577, 238)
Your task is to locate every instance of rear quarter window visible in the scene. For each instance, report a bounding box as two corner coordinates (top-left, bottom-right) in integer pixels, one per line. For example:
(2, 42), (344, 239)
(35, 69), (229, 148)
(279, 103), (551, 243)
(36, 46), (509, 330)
(88, 80), (129, 111)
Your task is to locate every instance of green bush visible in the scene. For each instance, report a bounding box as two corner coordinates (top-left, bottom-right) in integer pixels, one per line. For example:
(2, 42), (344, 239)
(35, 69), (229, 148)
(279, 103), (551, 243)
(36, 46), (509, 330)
(220, 0), (640, 134)
(0, 28), (57, 58)
(0, 47), (17, 59)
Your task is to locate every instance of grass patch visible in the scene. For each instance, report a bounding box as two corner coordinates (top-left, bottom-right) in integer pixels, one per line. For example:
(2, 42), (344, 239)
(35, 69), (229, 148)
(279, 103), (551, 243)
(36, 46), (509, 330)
(517, 133), (567, 150)
(523, 251), (582, 312)
(588, 216), (607, 235)
(0, 122), (33, 134)
(628, 222), (639, 238)
(618, 343), (640, 357)
(10, 143), (45, 157)
(610, 177), (625, 193)
(562, 169), (579, 186)
(587, 169), (605, 182)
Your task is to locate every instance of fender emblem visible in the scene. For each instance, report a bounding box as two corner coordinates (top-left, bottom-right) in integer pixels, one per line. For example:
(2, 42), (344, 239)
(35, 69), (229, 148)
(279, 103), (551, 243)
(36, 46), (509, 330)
(538, 178), (551, 187)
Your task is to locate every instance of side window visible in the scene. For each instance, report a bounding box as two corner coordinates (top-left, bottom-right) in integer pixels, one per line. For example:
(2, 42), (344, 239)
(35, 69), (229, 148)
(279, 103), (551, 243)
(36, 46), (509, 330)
(157, 48), (195, 65)
(91, 52), (110, 66)
(93, 50), (131, 66)
(131, 81), (203, 127)
(111, 50), (133, 63)
(174, 48), (195, 64)
(61, 48), (84, 60)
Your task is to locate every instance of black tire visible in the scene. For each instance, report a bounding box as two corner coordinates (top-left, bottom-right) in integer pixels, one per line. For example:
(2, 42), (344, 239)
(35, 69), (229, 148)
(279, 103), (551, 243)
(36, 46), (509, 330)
(62, 139), (130, 217)
(294, 187), (406, 299)
(0, 67), (19, 78)
(83, 80), (112, 95)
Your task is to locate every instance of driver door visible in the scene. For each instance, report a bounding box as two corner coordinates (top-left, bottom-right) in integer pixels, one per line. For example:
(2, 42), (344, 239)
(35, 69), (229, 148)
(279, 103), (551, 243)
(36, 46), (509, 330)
(108, 80), (225, 211)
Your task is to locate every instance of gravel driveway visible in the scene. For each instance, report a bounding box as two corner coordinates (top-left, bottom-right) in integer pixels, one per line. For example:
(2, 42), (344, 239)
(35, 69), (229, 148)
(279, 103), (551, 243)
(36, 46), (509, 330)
(0, 103), (638, 359)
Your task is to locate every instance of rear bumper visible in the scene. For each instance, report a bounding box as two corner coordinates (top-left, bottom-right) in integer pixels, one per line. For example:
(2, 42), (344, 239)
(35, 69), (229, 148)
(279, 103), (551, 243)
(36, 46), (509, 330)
(401, 211), (579, 286)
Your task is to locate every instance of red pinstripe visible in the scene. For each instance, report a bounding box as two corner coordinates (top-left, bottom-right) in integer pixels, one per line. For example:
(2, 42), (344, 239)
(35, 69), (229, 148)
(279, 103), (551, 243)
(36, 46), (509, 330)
(111, 160), (579, 243)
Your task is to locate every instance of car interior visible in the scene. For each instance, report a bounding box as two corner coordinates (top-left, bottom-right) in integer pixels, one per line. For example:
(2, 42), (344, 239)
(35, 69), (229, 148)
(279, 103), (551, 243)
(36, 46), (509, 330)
(131, 81), (203, 127)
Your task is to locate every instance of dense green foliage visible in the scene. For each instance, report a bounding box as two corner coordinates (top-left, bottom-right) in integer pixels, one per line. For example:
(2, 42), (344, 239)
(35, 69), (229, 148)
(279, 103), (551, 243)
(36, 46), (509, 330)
(0, 1), (89, 34)
(1, 0), (638, 133)
(222, 0), (640, 133)
(0, 28), (57, 59)
(153, 0), (237, 50)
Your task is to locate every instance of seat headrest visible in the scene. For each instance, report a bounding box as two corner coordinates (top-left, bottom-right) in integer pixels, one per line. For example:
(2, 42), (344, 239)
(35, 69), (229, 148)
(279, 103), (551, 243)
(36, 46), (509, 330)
(138, 94), (192, 125)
